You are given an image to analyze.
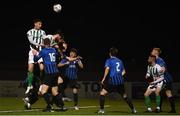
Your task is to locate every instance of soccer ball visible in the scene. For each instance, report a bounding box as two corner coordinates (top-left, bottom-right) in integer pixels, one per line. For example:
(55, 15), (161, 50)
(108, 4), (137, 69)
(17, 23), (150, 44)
(53, 4), (62, 13)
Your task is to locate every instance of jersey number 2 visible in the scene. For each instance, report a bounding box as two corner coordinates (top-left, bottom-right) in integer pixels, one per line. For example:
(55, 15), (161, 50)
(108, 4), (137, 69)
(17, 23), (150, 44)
(116, 62), (120, 72)
(49, 53), (56, 62)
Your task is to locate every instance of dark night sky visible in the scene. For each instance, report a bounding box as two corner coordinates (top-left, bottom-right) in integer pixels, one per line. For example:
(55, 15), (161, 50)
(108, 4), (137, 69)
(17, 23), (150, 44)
(0, 1), (180, 81)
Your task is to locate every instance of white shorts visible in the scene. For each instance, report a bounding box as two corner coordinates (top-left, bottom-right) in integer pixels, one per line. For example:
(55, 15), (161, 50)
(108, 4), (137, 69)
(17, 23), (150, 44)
(147, 81), (163, 92)
(28, 49), (43, 64)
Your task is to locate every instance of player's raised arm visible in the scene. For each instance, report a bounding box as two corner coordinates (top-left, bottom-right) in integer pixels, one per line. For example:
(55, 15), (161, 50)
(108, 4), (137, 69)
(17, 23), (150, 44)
(58, 59), (70, 67)
(66, 56), (76, 61)
(77, 60), (83, 69)
(66, 56), (82, 61)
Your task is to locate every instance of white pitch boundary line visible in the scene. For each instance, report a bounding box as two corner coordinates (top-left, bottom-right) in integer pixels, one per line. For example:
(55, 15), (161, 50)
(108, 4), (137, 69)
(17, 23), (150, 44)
(70, 105), (110, 109)
(0, 105), (110, 113)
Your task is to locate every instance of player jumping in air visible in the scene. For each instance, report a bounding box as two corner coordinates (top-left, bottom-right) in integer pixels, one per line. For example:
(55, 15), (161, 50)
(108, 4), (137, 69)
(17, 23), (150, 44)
(32, 38), (67, 112)
(98, 47), (137, 114)
(26, 19), (46, 94)
(58, 48), (83, 110)
(151, 48), (176, 113)
(144, 55), (165, 113)
(22, 19), (46, 109)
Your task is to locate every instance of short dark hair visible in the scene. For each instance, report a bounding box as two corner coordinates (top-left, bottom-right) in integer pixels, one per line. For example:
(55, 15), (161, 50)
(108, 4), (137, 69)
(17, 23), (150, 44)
(34, 19), (42, 23)
(43, 38), (51, 46)
(55, 29), (65, 39)
(55, 29), (62, 35)
(70, 48), (78, 55)
(109, 47), (118, 56)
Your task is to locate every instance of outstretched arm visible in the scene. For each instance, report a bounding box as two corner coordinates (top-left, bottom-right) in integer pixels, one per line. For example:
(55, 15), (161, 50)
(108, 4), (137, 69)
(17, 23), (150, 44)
(58, 61), (70, 67)
(66, 56), (82, 61)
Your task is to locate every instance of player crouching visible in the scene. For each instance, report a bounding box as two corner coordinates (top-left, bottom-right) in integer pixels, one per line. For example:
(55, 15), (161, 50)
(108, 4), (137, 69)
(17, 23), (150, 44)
(32, 38), (67, 112)
(144, 55), (165, 113)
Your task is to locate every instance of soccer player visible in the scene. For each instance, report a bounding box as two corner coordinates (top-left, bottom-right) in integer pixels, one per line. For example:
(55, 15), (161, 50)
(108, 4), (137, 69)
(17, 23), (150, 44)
(98, 47), (137, 114)
(43, 31), (72, 105)
(144, 55), (165, 113)
(151, 48), (176, 113)
(43, 30), (64, 47)
(58, 48), (83, 110)
(33, 38), (66, 112)
(26, 19), (46, 94)
(43, 30), (68, 62)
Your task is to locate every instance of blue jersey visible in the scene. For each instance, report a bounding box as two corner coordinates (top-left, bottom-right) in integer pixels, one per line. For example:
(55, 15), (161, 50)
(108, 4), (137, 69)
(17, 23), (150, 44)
(61, 58), (79, 80)
(105, 57), (125, 85)
(34, 48), (59, 74)
(156, 57), (173, 83)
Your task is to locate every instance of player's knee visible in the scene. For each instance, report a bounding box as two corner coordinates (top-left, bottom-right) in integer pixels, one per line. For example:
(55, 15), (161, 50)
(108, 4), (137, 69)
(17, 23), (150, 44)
(52, 90), (58, 96)
(41, 90), (47, 95)
(155, 89), (161, 95)
(28, 64), (34, 72)
(155, 92), (160, 96)
(28, 67), (33, 73)
(39, 63), (44, 70)
(144, 89), (152, 96)
(41, 85), (49, 95)
(144, 92), (149, 97)
(58, 77), (63, 84)
(73, 88), (78, 94)
(38, 85), (43, 95)
(166, 90), (172, 97)
(100, 91), (104, 95)
(100, 89), (107, 96)
(28, 70), (33, 73)
(123, 93), (127, 99)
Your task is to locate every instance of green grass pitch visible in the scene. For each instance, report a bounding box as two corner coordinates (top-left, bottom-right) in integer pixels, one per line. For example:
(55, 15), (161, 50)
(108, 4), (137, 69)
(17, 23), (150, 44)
(0, 97), (179, 115)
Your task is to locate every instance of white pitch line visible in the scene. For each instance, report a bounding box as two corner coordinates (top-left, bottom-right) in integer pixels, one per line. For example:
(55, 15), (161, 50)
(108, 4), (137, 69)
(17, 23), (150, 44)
(0, 109), (42, 113)
(0, 105), (110, 113)
(69, 105), (110, 109)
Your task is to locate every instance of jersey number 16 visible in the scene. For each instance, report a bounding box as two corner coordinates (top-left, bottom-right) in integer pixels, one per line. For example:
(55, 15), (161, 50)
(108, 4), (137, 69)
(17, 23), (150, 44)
(49, 53), (56, 62)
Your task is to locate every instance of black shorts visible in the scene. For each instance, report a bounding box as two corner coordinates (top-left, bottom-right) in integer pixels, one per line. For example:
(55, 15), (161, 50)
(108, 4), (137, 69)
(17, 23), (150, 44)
(103, 83), (125, 95)
(63, 77), (80, 89)
(43, 73), (58, 87)
(163, 82), (173, 91)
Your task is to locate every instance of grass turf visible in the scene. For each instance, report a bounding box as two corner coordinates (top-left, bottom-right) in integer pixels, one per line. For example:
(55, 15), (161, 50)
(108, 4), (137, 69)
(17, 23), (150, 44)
(0, 97), (179, 115)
